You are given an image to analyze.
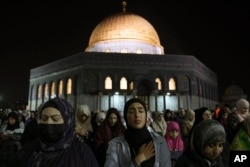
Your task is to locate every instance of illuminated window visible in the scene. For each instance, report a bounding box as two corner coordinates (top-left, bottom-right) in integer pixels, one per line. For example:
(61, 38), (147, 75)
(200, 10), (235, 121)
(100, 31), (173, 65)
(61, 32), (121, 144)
(67, 78), (72, 94)
(105, 76), (112, 89)
(129, 81), (134, 90)
(38, 85), (42, 98)
(169, 78), (176, 90)
(51, 82), (56, 98)
(155, 78), (162, 90)
(59, 80), (63, 95)
(44, 83), (49, 97)
(120, 77), (127, 90)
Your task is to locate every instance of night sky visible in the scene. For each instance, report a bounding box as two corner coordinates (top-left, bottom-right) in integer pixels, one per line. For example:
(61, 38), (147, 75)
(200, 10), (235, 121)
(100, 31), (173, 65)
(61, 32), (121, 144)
(1, 0), (249, 106)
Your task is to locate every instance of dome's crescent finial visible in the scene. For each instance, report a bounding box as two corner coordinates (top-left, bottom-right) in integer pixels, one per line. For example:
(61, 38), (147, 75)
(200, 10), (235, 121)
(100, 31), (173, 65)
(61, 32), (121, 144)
(122, 1), (127, 12)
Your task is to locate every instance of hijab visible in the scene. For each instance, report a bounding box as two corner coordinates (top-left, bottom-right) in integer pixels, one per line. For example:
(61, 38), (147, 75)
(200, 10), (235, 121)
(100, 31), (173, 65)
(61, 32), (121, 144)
(75, 104), (93, 132)
(236, 98), (249, 122)
(94, 107), (126, 149)
(123, 98), (154, 167)
(6, 111), (20, 131)
(13, 98), (99, 167)
(38, 97), (75, 151)
(165, 121), (185, 152)
(193, 107), (210, 127)
(189, 120), (226, 164)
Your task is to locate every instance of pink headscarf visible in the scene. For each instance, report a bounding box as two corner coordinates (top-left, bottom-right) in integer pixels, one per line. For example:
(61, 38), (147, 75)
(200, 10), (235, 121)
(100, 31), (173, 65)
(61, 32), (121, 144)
(165, 121), (185, 151)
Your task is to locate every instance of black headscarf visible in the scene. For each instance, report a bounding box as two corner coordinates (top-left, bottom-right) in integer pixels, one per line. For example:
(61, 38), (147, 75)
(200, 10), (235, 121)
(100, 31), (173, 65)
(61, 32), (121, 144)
(123, 98), (154, 166)
(193, 107), (210, 127)
(6, 111), (20, 130)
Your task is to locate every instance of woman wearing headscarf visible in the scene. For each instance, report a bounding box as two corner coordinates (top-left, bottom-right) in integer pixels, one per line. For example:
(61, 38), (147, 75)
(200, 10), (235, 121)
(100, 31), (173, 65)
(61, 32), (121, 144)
(104, 98), (171, 167)
(93, 107), (126, 167)
(234, 98), (249, 122)
(0, 111), (23, 167)
(187, 107), (212, 144)
(175, 120), (227, 167)
(12, 97), (99, 167)
(193, 107), (212, 128)
(91, 110), (106, 136)
(75, 104), (94, 147)
(164, 121), (184, 166)
(151, 111), (167, 136)
(179, 108), (195, 149)
(163, 109), (174, 124)
(217, 107), (229, 128)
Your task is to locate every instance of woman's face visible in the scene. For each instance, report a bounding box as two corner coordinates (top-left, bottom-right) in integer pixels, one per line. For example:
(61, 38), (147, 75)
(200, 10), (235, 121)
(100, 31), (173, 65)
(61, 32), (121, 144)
(166, 112), (171, 117)
(78, 114), (88, 123)
(40, 107), (64, 124)
(239, 107), (249, 115)
(8, 117), (16, 125)
(169, 129), (179, 139)
(202, 141), (224, 161)
(108, 113), (118, 126)
(189, 115), (195, 121)
(157, 114), (164, 121)
(202, 110), (212, 121)
(127, 102), (146, 129)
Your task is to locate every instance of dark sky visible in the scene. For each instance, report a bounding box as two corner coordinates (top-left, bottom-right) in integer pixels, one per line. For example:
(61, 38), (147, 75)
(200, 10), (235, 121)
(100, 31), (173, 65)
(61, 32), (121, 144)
(1, 0), (250, 106)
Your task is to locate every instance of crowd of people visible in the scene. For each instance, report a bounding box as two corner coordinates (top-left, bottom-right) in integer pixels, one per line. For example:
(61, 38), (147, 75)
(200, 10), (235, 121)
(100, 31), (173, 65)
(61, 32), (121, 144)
(0, 97), (249, 167)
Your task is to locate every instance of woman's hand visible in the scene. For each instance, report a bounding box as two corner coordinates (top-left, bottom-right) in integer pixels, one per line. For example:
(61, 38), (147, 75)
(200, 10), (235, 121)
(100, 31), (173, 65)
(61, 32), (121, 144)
(134, 141), (155, 165)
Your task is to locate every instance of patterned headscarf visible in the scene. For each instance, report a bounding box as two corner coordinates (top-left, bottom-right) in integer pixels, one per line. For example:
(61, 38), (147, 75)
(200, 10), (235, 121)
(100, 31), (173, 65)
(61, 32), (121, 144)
(38, 97), (75, 151)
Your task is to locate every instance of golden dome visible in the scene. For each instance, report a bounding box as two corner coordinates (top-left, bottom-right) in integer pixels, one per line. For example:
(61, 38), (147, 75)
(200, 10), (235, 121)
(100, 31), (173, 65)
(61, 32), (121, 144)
(85, 12), (164, 54)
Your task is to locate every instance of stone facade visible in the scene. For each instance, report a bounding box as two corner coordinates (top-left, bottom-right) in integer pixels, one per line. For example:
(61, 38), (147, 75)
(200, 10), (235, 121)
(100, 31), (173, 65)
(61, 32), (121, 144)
(28, 52), (219, 112)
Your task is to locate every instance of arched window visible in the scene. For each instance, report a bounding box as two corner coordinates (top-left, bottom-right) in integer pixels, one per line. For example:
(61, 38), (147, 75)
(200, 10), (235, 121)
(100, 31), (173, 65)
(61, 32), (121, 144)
(120, 77), (127, 90)
(168, 78), (176, 91)
(59, 80), (63, 95)
(67, 78), (72, 94)
(44, 83), (49, 98)
(155, 78), (162, 90)
(105, 76), (112, 89)
(50, 82), (56, 98)
(38, 85), (42, 98)
(129, 81), (134, 90)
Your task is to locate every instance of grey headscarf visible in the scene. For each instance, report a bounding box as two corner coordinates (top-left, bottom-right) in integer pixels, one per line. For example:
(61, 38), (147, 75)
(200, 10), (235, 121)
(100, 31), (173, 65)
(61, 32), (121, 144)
(189, 120), (226, 155)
